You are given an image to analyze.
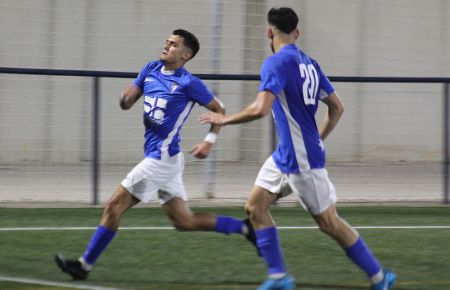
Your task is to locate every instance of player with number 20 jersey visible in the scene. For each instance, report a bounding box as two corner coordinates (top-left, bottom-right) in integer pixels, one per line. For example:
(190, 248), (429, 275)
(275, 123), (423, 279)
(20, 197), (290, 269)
(260, 43), (334, 173)
(200, 7), (395, 290)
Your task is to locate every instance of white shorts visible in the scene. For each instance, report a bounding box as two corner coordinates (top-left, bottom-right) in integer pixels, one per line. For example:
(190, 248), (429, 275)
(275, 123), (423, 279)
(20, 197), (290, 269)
(255, 156), (337, 215)
(121, 153), (187, 204)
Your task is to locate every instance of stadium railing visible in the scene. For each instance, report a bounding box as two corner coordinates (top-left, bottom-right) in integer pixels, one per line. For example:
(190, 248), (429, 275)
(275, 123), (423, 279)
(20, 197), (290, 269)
(0, 67), (448, 205)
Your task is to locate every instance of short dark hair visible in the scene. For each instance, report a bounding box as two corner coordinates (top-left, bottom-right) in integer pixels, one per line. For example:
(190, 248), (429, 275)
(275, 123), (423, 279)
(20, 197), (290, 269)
(267, 7), (299, 34)
(172, 29), (200, 59)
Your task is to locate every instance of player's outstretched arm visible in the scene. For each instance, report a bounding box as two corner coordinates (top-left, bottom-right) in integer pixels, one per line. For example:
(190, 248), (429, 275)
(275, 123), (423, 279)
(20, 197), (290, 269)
(119, 84), (142, 110)
(319, 91), (344, 140)
(190, 97), (225, 159)
(199, 90), (274, 126)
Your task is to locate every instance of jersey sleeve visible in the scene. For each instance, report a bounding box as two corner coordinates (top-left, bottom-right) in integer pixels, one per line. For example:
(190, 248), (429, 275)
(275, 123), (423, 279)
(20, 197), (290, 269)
(258, 57), (284, 96)
(133, 61), (158, 89)
(313, 60), (335, 100)
(187, 77), (215, 106)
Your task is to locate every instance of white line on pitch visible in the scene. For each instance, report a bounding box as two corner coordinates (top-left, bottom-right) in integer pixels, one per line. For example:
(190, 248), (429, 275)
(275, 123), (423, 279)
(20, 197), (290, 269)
(0, 225), (449, 231)
(280, 226), (450, 229)
(0, 275), (120, 290)
(0, 226), (173, 231)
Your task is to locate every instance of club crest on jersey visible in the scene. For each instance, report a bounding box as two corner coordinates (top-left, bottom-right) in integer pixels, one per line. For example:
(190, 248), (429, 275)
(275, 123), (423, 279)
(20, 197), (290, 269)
(170, 83), (178, 94)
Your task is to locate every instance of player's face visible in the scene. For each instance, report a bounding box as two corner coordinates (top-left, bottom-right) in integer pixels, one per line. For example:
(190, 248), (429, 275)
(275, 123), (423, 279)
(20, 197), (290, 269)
(160, 35), (191, 67)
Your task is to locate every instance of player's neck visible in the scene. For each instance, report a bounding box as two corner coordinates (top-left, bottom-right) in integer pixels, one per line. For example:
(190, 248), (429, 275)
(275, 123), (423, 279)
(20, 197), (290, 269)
(163, 64), (181, 71)
(162, 61), (184, 71)
(273, 39), (295, 53)
(272, 29), (299, 53)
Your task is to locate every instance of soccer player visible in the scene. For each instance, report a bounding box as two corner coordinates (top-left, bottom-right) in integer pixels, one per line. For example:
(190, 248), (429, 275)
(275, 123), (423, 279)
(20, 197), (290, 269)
(200, 7), (396, 290)
(54, 29), (257, 280)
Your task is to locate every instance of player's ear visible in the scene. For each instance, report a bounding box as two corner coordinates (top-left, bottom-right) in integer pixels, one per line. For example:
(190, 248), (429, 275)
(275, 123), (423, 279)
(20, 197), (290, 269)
(293, 28), (300, 40)
(267, 27), (274, 40)
(181, 48), (193, 61)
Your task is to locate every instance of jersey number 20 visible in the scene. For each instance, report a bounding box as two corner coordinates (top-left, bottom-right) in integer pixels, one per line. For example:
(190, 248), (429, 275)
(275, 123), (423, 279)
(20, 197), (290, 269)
(299, 63), (319, 105)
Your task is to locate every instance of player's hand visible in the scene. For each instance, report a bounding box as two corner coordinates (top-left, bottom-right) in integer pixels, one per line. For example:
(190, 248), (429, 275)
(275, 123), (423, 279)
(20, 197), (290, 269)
(199, 112), (225, 125)
(189, 141), (213, 159)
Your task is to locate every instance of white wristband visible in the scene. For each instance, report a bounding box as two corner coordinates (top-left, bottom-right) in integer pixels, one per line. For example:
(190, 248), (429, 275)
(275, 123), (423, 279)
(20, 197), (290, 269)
(204, 132), (217, 144)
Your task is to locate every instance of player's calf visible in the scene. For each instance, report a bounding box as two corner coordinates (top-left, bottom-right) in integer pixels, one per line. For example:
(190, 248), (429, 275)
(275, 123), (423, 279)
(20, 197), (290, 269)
(243, 218), (261, 256)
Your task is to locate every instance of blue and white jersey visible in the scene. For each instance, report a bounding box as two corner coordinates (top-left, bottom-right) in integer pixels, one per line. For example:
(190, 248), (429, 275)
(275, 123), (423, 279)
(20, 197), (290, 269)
(133, 61), (214, 159)
(259, 44), (335, 173)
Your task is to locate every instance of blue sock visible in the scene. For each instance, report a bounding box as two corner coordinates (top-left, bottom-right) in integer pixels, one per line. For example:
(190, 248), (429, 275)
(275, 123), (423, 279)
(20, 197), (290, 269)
(215, 216), (243, 235)
(256, 227), (286, 275)
(345, 237), (382, 277)
(82, 225), (116, 265)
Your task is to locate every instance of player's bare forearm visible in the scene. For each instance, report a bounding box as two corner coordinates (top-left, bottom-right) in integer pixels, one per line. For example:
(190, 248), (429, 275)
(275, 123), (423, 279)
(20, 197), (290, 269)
(319, 92), (344, 140)
(223, 103), (265, 125)
(204, 97), (225, 133)
(319, 108), (341, 140)
(190, 97), (225, 159)
(200, 90), (274, 126)
(119, 95), (134, 110)
(119, 84), (142, 110)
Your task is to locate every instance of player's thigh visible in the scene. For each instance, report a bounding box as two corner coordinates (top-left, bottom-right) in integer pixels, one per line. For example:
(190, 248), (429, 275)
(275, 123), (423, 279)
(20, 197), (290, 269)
(253, 156), (291, 201)
(162, 197), (192, 225)
(163, 197), (215, 230)
(246, 185), (278, 213)
(101, 186), (140, 228)
(107, 185), (139, 208)
(289, 168), (337, 215)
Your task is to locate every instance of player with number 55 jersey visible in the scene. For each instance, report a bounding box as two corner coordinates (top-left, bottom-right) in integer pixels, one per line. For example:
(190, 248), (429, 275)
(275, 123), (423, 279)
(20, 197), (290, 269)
(54, 29), (259, 282)
(134, 60), (215, 159)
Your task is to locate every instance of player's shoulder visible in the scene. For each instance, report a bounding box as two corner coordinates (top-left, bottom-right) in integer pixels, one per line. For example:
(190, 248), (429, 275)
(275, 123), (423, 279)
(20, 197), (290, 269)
(144, 60), (163, 71)
(179, 69), (204, 86)
(298, 48), (322, 67)
(264, 45), (299, 68)
(262, 53), (284, 73)
(265, 51), (283, 64)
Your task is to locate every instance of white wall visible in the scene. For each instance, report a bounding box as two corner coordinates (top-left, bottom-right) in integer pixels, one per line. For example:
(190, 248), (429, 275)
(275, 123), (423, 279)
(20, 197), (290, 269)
(0, 0), (448, 164)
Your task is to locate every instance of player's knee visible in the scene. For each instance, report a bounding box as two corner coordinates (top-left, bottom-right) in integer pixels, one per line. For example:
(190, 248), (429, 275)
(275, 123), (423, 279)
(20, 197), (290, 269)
(172, 220), (185, 230)
(245, 202), (265, 223)
(245, 202), (260, 218)
(317, 221), (333, 235)
(171, 217), (195, 231)
(316, 217), (340, 236)
(244, 202), (252, 216)
(103, 199), (122, 222)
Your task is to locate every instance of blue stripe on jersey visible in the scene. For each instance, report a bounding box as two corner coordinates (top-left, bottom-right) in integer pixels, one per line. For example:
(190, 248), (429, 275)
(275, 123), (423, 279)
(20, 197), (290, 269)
(259, 44), (334, 173)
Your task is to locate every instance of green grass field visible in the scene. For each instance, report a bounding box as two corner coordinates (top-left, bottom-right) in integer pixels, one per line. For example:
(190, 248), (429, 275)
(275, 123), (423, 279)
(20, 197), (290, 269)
(0, 206), (449, 290)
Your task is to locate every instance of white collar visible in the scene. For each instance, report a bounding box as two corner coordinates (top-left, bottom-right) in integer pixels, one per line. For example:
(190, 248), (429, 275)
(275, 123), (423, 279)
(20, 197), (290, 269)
(161, 66), (175, 75)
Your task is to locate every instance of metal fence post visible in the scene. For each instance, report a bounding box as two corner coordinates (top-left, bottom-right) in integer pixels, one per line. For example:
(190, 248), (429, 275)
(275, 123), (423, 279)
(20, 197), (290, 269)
(92, 77), (100, 205)
(444, 83), (449, 204)
(202, 0), (223, 199)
